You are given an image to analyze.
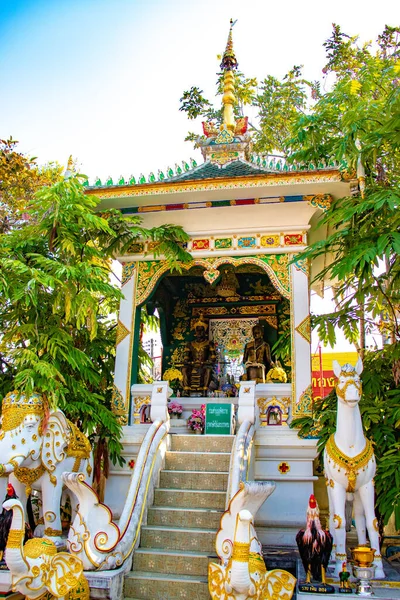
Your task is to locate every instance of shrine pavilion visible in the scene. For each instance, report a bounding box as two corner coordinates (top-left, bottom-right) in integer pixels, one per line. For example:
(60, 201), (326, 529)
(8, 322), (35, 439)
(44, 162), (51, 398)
(84, 22), (356, 547)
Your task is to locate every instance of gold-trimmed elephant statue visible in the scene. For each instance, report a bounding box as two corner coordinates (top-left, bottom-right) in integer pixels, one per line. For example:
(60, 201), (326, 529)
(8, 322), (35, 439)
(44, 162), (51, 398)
(0, 391), (93, 545)
(3, 497), (89, 600)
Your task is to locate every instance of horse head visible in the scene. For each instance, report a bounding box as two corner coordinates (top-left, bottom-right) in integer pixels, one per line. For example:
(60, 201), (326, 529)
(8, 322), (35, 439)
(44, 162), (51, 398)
(332, 358), (363, 408)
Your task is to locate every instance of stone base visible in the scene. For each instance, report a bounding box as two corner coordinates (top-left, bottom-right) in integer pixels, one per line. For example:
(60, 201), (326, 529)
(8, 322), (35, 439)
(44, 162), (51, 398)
(85, 557), (132, 600)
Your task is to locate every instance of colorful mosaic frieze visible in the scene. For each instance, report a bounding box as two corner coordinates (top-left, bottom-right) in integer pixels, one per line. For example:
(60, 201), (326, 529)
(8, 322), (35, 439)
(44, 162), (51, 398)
(192, 239), (210, 251)
(284, 234), (304, 246)
(214, 238), (233, 249)
(238, 236), (256, 248)
(261, 235), (280, 248)
(135, 254), (291, 305)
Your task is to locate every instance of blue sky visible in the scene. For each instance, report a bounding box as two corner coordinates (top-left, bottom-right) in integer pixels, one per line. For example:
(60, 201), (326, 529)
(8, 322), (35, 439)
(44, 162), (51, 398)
(1, 0), (398, 181)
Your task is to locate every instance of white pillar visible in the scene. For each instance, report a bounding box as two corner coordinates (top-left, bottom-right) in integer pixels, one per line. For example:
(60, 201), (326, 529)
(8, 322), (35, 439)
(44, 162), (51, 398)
(112, 263), (137, 425)
(291, 261), (312, 417)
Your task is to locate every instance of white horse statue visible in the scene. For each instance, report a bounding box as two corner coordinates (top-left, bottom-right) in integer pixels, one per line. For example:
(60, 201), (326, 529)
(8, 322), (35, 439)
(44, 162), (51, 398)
(324, 358), (385, 579)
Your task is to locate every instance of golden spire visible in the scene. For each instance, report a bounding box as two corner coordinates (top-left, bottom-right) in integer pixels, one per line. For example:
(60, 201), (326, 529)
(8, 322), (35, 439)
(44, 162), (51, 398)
(220, 19), (238, 132)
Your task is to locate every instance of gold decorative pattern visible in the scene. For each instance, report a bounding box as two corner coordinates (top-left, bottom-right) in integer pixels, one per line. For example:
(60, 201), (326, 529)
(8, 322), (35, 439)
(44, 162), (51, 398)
(294, 385), (313, 416)
(111, 385), (127, 425)
(232, 541), (250, 562)
(304, 193), (332, 210)
(293, 257), (309, 275)
(136, 254), (291, 306)
(86, 170), (342, 200)
(44, 527), (62, 537)
(133, 396), (151, 424)
(121, 262), (136, 285)
(14, 464), (45, 496)
(66, 420), (91, 460)
(6, 529), (24, 548)
(325, 434), (374, 493)
(373, 518), (379, 532)
(116, 320), (130, 345)
(333, 514), (342, 529)
(1, 391), (44, 432)
(24, 537), (57, 558)
(68, 574), (90, 600)
(295, 314), (311, 343)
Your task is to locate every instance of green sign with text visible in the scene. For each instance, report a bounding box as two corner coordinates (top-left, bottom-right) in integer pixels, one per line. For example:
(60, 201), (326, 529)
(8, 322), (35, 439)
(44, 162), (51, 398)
(205, 403), (234, 435)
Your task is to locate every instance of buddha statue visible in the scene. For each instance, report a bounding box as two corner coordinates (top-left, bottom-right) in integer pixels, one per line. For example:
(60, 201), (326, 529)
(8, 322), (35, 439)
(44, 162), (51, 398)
(243, 324), (274, 383)
(181, 315), (216, 396)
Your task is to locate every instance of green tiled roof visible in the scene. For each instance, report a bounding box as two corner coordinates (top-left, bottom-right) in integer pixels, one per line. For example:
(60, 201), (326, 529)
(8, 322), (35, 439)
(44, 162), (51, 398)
(169, 159), (272, 182)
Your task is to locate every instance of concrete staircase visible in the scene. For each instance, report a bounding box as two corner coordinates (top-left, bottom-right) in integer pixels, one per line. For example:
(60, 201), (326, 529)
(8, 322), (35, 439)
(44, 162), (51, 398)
(124, 434), (234, 600)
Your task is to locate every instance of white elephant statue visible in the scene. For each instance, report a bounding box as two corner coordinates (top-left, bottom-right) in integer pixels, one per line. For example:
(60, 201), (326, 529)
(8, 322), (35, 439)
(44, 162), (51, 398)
(209, 482), (296, 600)
(3, 497), (89, 600)
(0, 391), (93, 545)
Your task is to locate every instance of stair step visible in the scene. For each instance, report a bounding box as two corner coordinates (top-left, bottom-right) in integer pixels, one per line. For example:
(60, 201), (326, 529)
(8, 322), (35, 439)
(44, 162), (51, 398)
(125, 571), (209, 600)
(160, 470), (228, 491)
(140, 525), (216, 553)
(133, 548), (216, 576)
(170, 434), (234, 453)
(165, 450), (231, 472)
(154, 488), (226, 510)
(148, 506), (223, 529)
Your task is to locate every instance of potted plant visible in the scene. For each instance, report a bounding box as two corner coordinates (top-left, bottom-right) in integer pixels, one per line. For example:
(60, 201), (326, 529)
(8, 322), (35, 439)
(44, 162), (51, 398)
(187, 405), (205, 434)
(168, 401), (183, 418)
(163, 367), (183, 396)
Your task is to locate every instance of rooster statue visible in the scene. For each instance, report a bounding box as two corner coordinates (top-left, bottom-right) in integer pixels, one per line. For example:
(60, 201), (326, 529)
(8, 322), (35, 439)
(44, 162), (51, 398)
(0, 483), (32, 562)
(296, 494), (334, 593)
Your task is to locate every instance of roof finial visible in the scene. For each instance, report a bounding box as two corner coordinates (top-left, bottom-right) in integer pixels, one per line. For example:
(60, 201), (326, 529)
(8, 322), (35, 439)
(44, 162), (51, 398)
(220, 19), (238, 132)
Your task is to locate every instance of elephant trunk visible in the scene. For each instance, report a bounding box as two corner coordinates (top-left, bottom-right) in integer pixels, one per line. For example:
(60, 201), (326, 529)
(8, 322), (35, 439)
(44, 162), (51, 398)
(3, 499), (29, 579)
(0, 455), (24, 476)
(229, 509), (255, 596)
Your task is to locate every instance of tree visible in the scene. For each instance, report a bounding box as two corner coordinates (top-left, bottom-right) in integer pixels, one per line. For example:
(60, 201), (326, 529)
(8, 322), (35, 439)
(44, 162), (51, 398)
(0, 137), (63, 234)
(0, 162), (190, 463)
(288, 25), (400, 351)
(181, 24), (400, 525)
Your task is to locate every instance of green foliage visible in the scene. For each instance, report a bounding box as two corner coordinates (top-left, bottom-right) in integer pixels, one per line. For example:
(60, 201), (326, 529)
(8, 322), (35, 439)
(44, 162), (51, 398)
(252, 66), (311, 154)
(0, 160), (191, 463)
(0, 137), (63, 234)
(292, 344), (400, 527)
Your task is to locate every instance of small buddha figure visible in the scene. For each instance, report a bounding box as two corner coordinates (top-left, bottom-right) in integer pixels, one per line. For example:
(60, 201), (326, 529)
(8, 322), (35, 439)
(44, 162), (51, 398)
(243, 324), (274, 383)
(181, 316), (216, 396)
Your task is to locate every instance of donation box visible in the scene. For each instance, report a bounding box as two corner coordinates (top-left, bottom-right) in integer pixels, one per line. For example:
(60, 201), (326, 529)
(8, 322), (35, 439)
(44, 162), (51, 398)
(205, 403), (234, 435)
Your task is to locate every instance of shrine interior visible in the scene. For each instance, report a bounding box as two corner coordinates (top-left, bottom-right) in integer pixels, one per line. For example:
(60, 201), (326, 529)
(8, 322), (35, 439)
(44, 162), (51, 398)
(140, 263), (291, 389)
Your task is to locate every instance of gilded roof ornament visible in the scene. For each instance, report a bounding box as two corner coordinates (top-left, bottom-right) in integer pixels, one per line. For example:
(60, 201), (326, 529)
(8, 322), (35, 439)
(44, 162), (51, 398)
(221, 19), (238, 132)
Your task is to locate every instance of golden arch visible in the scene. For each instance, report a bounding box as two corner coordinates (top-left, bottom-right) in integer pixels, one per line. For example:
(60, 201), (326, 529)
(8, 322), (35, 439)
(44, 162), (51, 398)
(135, 254), (291, 306)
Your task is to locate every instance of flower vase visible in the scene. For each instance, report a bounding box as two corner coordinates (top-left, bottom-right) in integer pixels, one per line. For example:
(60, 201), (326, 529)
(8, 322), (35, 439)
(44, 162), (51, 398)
(195, 429), (202, 435)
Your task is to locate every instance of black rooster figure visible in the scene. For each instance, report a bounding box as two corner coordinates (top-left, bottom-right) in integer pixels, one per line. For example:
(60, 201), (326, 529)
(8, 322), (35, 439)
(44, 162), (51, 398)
(296, 494), (333, 585)
(0, 483), (33, 562)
